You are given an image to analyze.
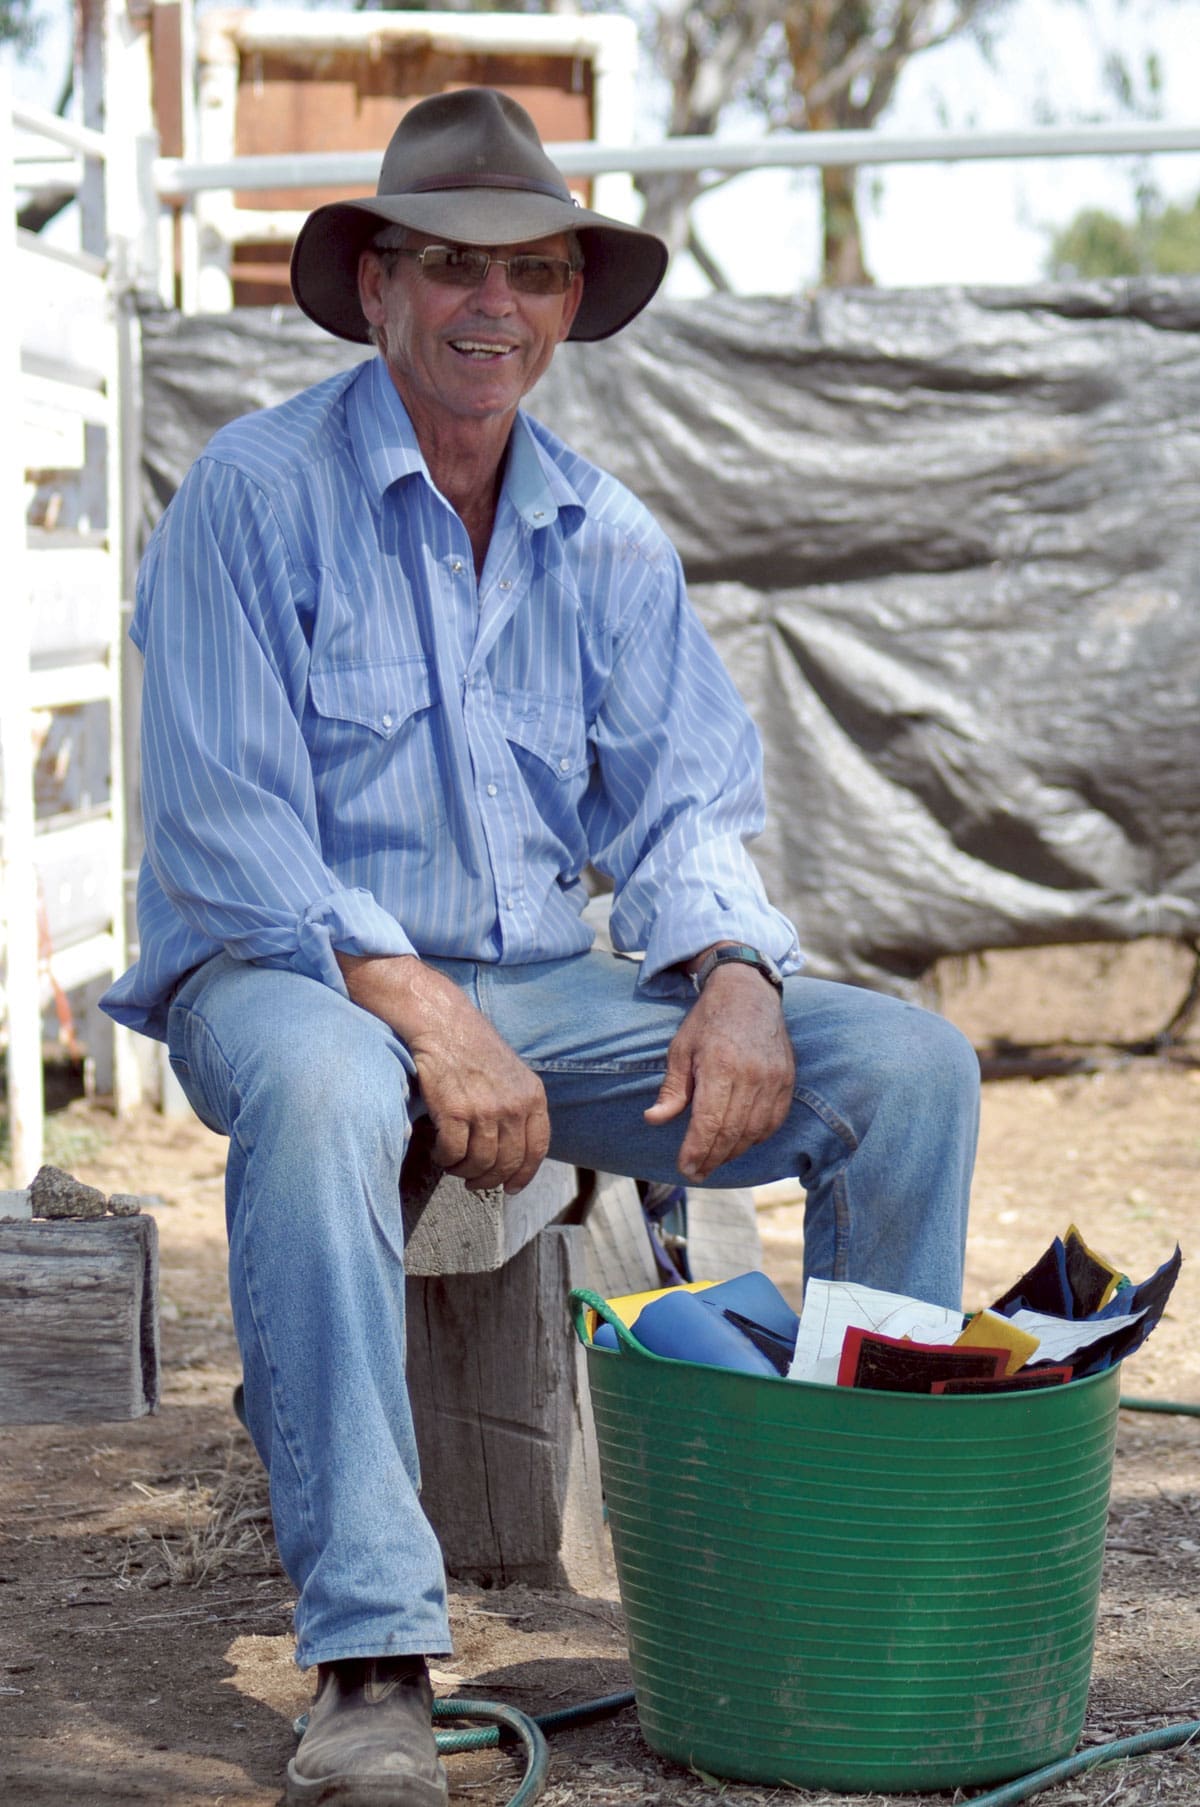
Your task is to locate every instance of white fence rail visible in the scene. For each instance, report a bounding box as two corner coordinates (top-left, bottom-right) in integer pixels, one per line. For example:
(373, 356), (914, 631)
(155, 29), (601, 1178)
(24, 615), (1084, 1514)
(2, 73), (139, 1182)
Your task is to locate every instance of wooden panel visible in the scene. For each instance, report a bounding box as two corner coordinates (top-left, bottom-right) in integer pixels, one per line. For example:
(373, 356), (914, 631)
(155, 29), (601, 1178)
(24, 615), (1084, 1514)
(150, 1), (184, 159)
(685, 1188), (764, 1282)
(406, 1224), (607, 1589)
(232, 51), (593, 213)
(0, 1216), (160, 1423)
(582, 1171), (660, 1299)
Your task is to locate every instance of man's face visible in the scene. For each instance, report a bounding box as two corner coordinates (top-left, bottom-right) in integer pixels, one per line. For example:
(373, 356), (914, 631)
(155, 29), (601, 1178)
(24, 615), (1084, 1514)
(358, 232), (584, 433)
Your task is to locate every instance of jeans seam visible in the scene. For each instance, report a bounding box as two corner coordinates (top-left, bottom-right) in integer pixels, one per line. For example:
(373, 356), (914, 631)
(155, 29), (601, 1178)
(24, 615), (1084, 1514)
(794, 1083), (859, 1154)
(832, 1167), (852, 1279)
(178, 1000), (325, 1592)
(529, 1057), (666, 1075)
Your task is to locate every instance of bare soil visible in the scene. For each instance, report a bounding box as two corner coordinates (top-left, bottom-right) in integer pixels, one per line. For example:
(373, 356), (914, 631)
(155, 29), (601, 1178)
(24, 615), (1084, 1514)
(2, 941), (1199, 1807)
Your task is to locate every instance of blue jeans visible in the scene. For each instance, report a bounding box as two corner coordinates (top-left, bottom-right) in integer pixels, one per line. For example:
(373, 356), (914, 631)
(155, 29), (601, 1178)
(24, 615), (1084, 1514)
(167, 948), (979, 1668)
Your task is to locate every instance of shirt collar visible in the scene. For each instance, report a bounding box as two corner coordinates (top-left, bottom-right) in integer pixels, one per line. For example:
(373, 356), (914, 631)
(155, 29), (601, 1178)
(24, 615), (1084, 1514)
(503, 412), (586, 538)
(346, 357), (429, 503)
(347, 355), (587, 539)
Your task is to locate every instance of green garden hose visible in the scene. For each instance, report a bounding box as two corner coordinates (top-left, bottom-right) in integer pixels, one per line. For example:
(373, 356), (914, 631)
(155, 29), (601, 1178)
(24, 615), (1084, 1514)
(432, 1690), (634, 1806)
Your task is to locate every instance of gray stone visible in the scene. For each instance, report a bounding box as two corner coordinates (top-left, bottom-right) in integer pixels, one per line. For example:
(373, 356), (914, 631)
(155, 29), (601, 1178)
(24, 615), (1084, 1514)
(29, 1166), (106, 1221)
(106, 1194), (144, 1217)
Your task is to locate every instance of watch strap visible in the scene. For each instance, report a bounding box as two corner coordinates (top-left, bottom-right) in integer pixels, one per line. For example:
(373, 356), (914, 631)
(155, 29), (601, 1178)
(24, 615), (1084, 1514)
(691, 943), (783, 995)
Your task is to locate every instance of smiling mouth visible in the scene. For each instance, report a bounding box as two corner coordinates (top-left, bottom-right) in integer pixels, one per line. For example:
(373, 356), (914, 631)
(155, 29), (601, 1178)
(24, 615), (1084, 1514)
(450, 339), (516, 361)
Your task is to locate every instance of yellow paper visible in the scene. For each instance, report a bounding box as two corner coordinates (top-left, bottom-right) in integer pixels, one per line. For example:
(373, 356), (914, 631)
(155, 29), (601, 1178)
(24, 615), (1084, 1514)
(587, 1279), (716, 1340)
(956, 1309), (1040, 1377)
(1065, 1223), (1124, 1310)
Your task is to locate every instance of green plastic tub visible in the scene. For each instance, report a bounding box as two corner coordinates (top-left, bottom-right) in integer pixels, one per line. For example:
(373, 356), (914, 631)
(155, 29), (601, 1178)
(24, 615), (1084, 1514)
(571, 1288), (1121, 1793)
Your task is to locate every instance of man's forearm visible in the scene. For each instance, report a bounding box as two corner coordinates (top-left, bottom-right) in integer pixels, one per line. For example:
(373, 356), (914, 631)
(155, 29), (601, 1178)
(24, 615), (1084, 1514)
(336, 950), (462, 1044)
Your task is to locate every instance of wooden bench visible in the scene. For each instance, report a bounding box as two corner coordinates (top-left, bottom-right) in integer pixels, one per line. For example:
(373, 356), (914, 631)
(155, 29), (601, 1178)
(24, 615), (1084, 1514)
(401, 1125), (763, 1590)
(0, 1148), (763, 1593)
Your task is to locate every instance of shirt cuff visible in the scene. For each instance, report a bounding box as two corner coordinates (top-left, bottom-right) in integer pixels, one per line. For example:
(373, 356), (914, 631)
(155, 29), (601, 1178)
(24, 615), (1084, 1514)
(626, 890), (804, 995)
(284, 888), (418, 996)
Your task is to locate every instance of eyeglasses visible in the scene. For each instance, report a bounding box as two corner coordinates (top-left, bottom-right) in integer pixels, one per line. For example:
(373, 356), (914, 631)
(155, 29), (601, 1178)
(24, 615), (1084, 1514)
(386, 243), (580, 296)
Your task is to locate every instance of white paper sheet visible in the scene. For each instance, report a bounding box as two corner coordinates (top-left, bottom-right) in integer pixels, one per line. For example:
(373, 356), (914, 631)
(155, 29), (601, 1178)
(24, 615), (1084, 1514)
(1009, 1305), (1145, 1365)
(787, 1279), (965, 1385)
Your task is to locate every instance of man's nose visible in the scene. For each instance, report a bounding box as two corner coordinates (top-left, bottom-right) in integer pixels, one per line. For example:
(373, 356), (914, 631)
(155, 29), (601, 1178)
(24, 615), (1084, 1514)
(475, 258), (518, 309)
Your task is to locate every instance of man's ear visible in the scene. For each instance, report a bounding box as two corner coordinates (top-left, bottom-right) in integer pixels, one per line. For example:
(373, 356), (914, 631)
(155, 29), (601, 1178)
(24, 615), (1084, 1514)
(556, 269), (585, 343)
(358, 249), (388, 331)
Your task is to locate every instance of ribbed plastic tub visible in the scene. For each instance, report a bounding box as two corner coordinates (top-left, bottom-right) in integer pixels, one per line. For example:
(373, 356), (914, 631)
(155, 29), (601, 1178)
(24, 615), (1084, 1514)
(571, 1288), (1121, 1793)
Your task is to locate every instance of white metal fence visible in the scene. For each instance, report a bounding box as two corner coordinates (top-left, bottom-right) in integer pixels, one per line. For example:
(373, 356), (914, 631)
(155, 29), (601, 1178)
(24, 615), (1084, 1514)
(2, 71), (140, 1182)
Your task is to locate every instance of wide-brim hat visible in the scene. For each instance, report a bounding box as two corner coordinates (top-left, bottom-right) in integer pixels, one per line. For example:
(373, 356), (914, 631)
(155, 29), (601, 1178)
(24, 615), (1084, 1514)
(290, 87), (668, 343)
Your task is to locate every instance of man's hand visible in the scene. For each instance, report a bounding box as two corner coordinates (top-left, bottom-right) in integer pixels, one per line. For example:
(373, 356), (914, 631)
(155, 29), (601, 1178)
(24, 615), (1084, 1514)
(338, 954), (550, 1193)
(644, 962), (794, 1183)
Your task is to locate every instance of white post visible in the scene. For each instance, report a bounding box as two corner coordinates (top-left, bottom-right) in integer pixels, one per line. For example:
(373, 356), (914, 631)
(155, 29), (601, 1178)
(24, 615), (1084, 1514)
(0, 70), (45, 1181)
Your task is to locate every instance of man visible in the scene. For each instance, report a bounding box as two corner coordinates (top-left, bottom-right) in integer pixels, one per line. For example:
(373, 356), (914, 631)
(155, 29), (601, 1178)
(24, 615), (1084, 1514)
(103, 88), (979, 1807)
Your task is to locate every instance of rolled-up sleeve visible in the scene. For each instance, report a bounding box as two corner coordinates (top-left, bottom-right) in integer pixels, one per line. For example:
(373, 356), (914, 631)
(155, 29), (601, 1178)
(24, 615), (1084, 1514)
(134, 457), (415, 995)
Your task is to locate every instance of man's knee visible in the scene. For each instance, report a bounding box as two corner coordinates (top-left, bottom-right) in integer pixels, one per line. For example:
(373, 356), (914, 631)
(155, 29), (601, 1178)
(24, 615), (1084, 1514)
(183, 966), (413, 1155)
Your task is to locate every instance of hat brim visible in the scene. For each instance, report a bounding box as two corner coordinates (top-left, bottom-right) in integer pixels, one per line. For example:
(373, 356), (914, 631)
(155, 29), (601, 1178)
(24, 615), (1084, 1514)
(290, 191), (668, 343)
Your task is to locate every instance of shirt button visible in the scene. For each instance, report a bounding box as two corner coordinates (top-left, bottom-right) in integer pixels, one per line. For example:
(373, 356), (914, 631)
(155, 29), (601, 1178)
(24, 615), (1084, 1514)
(558, 756), (570, 772)
(499, 579), (513, 592)
(504, 897), (514, 909)
(450, 558), (464, 574)
(486, 783), (498, 797)
(532, 510), (545, 520)
(381, 714), (393, 729)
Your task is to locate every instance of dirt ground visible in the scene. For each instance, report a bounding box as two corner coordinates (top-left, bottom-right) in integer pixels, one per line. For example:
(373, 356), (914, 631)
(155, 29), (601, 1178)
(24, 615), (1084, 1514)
(2, 941), (1199, 1807)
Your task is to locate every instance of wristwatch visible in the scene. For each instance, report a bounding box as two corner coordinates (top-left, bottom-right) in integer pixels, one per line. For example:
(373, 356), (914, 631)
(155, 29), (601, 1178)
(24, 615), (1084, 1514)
(690, 943), (784, 996)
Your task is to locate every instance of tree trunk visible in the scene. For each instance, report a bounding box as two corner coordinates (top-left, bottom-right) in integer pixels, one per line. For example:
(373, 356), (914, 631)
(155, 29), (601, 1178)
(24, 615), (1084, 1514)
(821, 164), (871, 286)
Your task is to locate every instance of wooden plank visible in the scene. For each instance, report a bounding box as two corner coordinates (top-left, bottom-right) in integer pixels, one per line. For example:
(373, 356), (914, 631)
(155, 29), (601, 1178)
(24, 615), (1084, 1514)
(581, 1171), (660, 1299)
(401, 1137), (579, 1276)
(0, 1215), (160, 1423)
(685, 1187), (764, 1281)
(406, 1224), (608, 1590)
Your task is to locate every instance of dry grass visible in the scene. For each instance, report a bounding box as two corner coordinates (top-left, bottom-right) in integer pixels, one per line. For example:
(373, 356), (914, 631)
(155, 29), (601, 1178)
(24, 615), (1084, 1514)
(120, 1436), (276, 1589)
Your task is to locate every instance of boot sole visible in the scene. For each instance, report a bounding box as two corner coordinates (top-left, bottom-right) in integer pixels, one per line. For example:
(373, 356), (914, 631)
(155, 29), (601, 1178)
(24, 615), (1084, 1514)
(284, 1758), (448, 1807)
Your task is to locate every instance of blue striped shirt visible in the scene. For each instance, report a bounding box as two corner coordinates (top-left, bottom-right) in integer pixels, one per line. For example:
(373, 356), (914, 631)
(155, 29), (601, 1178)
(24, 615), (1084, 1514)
(103, 355), (801, 1041)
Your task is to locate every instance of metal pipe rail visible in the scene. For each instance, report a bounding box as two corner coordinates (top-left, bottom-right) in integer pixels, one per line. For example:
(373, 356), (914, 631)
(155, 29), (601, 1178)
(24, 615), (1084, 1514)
(156, 120), (1200, 198)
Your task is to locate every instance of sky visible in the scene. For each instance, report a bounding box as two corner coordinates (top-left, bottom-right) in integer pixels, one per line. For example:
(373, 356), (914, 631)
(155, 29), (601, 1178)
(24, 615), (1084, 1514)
(671, 0), (1200, 294)
(6, 0), (1200, 292)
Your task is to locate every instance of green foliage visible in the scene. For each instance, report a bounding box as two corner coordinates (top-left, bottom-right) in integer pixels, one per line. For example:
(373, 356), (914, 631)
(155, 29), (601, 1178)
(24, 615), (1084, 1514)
(0, 0), (39, 52)
(1047, 193), (1200, 279)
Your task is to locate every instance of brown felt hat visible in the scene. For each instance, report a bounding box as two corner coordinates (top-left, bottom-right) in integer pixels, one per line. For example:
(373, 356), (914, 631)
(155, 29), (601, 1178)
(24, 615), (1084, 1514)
(290, 87), (668, 344)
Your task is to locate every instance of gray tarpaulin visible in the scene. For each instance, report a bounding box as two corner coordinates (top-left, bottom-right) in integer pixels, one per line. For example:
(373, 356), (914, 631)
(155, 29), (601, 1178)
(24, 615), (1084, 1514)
(138, 281), (1200, 991)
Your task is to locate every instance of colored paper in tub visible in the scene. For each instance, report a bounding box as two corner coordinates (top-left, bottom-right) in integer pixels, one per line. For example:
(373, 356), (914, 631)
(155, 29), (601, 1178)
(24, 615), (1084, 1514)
(955, 1309), (1040, 1376)
(837, 1329), (1008, 1394)
(991, 1237), (1073, 1319)
(932, 1364), (1074, 1394)
(1008, 1305), (1146, 1367)
(1063, 1224), (1125, 1314)
(721, 1309), (795, 1376)
(587, 1279), (716, 1340)
(787, 1280), (964, 1386)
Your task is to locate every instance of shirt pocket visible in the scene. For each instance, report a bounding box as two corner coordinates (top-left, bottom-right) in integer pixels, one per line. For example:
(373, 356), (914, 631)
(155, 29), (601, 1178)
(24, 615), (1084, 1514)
(308, 658), (435, 740)
(494, 689), (590, 783)
(306, 658), (447, 857)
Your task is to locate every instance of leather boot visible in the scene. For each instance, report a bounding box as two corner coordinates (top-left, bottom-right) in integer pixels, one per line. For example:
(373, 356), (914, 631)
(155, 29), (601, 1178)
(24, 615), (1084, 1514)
(285, 1655), (448, 1806)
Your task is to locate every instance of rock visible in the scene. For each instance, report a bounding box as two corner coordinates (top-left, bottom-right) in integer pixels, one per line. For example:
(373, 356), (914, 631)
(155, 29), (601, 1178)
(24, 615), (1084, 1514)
(106, 1194), (144, 1218)
(28, 1166), (106, 1221)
